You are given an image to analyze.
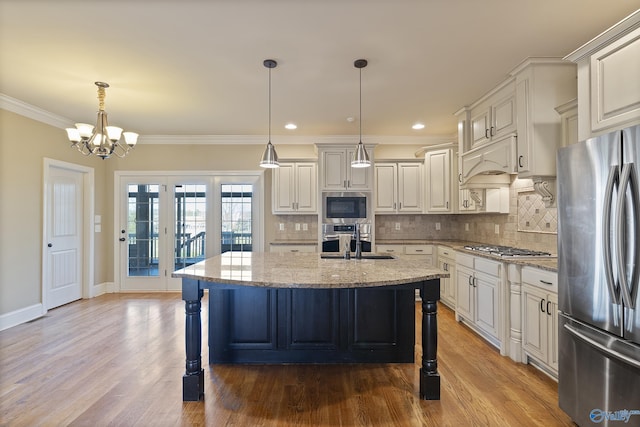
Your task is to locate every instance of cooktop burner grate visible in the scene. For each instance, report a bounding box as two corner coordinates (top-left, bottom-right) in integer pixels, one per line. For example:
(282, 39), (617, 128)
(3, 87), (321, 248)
(463, 245), (552, 257)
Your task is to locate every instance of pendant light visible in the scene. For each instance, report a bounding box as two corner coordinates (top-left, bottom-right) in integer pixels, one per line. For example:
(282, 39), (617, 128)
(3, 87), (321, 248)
(259, 59), (279, 168)
(351, 59), (371, 168)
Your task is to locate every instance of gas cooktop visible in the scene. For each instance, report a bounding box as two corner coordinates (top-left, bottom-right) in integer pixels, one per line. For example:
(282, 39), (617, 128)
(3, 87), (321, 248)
(463, 245), (553, 258)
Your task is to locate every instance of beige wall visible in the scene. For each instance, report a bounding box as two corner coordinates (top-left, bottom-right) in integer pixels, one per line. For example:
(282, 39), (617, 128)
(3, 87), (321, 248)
(0, 109), (108, 314)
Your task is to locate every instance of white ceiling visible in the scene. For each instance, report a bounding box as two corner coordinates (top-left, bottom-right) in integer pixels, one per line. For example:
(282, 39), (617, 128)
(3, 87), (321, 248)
(1, 1), (638, 143)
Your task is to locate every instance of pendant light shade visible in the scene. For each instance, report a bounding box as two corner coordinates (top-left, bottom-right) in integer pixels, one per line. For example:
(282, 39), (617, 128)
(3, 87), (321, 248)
(351, 59), (371, 168)
(259, 59), (280, 168)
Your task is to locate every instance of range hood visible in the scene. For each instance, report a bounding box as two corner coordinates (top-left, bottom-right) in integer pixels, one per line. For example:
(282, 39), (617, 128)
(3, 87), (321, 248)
(459, 134), (516, 189)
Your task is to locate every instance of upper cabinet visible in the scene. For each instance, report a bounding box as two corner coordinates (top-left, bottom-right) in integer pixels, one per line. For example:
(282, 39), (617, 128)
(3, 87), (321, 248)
(512, 59), (577, 179)
(425, 148), (454, 213)
(318, 146), (373, 191)
(469, 80), (517, 149)
(565, 10), (640, 140)
(272, 161), (317, 214)
(374, 162), (423, 213)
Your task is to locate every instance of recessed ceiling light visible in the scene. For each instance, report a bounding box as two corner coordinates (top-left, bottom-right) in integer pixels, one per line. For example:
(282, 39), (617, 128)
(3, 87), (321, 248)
(285, 123), (297, 130)
(412, 123), (425, 130)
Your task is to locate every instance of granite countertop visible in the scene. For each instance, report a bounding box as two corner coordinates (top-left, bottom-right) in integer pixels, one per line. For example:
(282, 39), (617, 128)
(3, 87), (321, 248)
(270, 240), (318, 246)
(172, 251), (448, 289)
(375, 239), (558, 272)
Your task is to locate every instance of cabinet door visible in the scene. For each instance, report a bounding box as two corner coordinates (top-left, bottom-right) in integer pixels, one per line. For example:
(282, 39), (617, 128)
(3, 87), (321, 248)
(346, 148), (371, 190)
(425, 149), (451, 212)
(294, 163), (317, 212)
(375, 244), (404, 254)
(474, 272), (499, 339)
(438, 258), (456, 308)
(589, 27), (640, 133)
(398, 163), (423, 212)
(491, 92), (516, 138)
(321, 151), (348, 190)
(547, 293), (558, 371)
(374, 163), (397, 212)
(522, 284), (547, 363)
(471, 108), (491, 147)
(455, 265), (474, 321)
(458, 188), (476, 211)
(273, 163), (296, 213)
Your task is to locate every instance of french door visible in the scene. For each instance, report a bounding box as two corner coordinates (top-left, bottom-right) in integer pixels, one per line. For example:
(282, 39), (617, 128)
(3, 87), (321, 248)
(117, 173), (263, 292)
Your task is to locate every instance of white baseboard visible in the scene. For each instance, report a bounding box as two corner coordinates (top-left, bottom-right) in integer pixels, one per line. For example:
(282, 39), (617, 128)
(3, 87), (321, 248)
(91, 281), (114, 298)
(0, 303), (45, 331)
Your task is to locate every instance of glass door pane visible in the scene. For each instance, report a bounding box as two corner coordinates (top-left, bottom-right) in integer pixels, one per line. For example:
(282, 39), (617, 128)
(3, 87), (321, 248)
(174, 184), (207, 270)
(221, 184), (252, 253)
(127, 184), (160, 277)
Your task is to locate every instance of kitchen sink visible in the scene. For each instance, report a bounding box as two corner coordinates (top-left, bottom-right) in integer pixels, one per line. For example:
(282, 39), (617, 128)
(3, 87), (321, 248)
(320, 254), (395, 260)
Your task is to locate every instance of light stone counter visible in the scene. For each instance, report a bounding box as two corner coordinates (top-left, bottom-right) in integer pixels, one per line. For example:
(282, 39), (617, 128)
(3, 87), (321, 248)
(173, 251), (448, 288)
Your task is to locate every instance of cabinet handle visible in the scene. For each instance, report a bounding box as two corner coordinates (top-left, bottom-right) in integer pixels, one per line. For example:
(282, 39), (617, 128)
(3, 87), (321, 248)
(490, 126), (495, 136)
(468, 275), (473, 286)
(547, 301), (552, 316)
(458, 173), (462, 183)
(473, 278), (477, 288)
(485, 128), (489, 139)
(540, 298), (546, 313)
(399, 202), (402, 209)
(415, 249), (423, 252)
(539, 280), (553, 285)
(347, 180), (350, 188)
(518, 155), (524, 168)
(446, 201), (449, 209)
(443, 262), (448, 271)
(291, 249), (299, 252)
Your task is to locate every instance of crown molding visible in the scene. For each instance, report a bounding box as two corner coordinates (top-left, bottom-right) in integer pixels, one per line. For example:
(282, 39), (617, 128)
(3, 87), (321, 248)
(0, 93), (74, 129)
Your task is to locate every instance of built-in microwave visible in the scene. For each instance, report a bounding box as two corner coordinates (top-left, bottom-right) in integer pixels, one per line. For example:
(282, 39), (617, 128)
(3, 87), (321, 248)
(322, 192), (370, 223)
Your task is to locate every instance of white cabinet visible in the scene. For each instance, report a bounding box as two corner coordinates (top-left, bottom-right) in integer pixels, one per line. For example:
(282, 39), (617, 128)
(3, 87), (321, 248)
(270, 244), (317, 253)
(566, 11), (640, 140)
(319, 147), (373, 191)
(272, 162), (317, 214)
(375, 243), (434, 266)
(374, 162), (423, 213)
(425, 149), (453, 213)
(455, 252), (502, 350)
(437, 246), (456, 309)
(469, 79), (516, 149)
(555, 98), (579, 147)
(521, 267), (558, 376)
(512, 59), (577, 179)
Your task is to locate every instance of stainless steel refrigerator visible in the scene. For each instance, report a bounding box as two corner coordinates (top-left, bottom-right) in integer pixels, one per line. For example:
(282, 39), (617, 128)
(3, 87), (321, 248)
(557, 124), (640, 427)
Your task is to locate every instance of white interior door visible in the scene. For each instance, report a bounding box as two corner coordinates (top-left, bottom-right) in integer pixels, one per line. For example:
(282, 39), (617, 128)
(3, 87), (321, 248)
(45, 166), (83, 309)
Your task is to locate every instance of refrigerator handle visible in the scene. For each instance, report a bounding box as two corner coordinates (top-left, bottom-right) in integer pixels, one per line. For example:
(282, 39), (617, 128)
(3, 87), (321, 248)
(616, 164), (636, 308)
(564, 323), (640, 370)
(603, 166), (620, 304)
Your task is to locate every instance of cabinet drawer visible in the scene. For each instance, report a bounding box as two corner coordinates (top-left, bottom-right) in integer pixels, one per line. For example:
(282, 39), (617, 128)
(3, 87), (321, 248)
(437, 246), (455, 259)
(475, 257), (501, 277)
(522, 267), (557, 292)
(376, 245), (403, 254)
(270, 244), (317, 253)
(456, 252), (474, 269)
(405, 245), (433, 255)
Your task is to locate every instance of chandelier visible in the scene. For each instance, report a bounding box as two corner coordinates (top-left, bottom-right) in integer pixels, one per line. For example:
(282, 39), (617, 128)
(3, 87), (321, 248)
(65, 82), (138, 159)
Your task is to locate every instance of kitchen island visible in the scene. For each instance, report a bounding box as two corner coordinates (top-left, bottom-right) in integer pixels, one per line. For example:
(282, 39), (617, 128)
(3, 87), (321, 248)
(173, 251), (448, 402)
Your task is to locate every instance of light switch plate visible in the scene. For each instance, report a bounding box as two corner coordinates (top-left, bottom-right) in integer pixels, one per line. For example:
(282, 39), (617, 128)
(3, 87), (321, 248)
(435, 223), (441, 231)
(495, 224), (500, 234)
(395, 222), (401, 230)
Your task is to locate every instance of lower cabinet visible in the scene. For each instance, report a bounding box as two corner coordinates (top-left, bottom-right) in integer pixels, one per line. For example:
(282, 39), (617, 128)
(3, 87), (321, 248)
(437, 246), (456, 309)
(521, 267), (558, 377)
(208, 287), (415, 363)
(455, 252), (502, 350)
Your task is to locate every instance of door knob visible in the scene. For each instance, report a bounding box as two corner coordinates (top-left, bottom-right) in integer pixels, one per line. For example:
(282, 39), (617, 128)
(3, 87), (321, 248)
(119, 238), (126, 242)
(47, 243), (52, 248)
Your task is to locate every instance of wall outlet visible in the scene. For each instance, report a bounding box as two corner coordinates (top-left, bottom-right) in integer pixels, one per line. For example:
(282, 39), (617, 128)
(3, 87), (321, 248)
(302, 223), (308, 231)
(395, 222), (401, 231)
(295, 223), (301, 231)
(279, 223), (284, 231)
(495, 224), (500, 234)
(435, 222), (441, 231)
(465, 223), (469, 231)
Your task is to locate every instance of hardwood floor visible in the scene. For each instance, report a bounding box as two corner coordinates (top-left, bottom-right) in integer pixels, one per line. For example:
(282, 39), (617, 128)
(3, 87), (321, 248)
(0, 293), (574, 426)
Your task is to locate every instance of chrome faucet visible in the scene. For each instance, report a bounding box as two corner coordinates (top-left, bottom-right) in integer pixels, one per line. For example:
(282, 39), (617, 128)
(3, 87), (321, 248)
(354, 222), (362, 259)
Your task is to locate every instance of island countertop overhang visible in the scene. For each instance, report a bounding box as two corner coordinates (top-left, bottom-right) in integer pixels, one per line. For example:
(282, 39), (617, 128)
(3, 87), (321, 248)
(172, 251), (449, 289)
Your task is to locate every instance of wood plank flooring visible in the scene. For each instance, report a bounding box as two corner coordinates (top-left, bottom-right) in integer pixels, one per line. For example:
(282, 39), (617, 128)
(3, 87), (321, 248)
(0, 293), (574, 426)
